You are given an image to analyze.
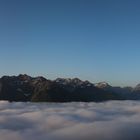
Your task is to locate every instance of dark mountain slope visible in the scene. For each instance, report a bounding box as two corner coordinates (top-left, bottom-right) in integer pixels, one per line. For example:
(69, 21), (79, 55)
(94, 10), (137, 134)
(0, 74), (139, 102)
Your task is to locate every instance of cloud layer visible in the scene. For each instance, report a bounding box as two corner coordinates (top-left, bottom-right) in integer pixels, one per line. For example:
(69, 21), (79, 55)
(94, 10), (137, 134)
(0, 101), (140, 140)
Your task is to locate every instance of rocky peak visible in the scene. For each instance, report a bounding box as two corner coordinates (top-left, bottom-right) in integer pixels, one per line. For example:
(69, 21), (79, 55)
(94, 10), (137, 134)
(55, 78), (71, 85)
(18, 74), (32, 81)
(54, 78), (94, 89)
(134, 84), (140, 91)
(95, 82), (111, 89)
(34, 76), (47, 82)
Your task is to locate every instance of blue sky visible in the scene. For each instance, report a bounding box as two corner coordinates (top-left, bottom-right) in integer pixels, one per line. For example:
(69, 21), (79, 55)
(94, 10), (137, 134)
(0, 0), (140, 86)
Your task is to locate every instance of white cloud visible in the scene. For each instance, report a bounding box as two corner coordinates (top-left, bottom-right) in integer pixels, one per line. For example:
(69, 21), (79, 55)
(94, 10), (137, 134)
(0, 101), (140, 140)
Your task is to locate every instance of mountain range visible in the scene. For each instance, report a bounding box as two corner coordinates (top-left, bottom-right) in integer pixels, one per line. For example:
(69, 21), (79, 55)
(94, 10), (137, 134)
(0, 74), (140, 102)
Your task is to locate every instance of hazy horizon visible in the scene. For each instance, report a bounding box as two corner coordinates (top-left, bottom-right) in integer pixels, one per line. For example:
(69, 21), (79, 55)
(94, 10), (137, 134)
(0, 0), (140, 86)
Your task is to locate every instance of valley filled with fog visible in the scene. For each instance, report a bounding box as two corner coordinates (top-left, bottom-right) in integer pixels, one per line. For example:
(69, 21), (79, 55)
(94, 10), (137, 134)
(0, 101), (140, 140)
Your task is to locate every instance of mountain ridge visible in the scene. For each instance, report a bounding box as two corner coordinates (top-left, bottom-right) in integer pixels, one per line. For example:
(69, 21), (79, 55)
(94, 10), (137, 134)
(0, 74), (140, 102)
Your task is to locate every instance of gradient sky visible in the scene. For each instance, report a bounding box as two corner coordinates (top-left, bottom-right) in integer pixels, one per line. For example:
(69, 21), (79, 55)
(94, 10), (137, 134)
(0, 0), (140, 86)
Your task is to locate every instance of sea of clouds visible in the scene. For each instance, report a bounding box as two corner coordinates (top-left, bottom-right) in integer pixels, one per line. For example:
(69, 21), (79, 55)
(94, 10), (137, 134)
(0, 101), (140, 140)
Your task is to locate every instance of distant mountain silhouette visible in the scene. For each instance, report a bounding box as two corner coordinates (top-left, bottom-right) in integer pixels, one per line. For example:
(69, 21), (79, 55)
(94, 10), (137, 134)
(133, 84), (140, 92)
(0, 74), (140, 102)
(95, 82), (140, 100)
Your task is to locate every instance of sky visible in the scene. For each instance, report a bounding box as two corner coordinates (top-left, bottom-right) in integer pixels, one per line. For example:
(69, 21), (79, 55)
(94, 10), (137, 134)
(0, 0), (140, 87)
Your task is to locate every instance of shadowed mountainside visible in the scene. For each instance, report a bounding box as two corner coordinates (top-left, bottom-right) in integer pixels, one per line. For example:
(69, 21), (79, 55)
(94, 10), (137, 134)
(0, 74), (140, 102)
